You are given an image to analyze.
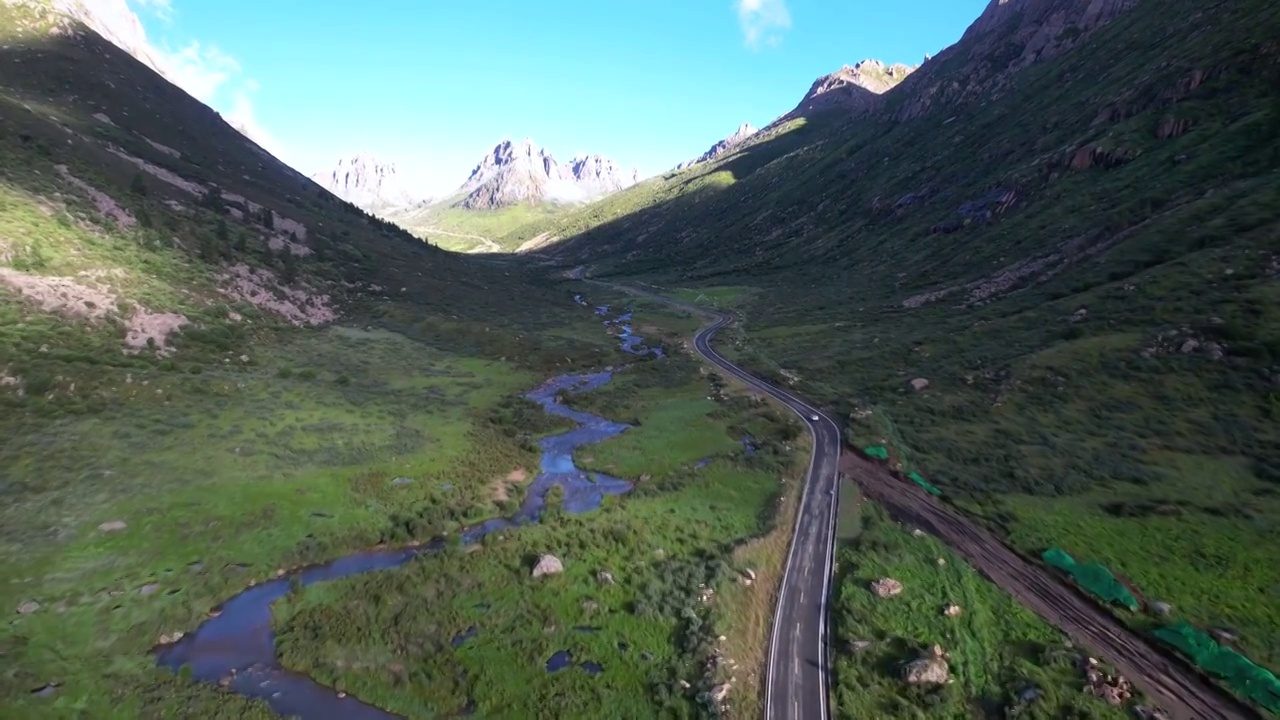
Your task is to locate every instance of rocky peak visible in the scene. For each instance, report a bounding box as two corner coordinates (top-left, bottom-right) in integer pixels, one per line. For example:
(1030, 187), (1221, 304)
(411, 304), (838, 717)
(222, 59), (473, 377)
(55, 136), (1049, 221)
(893, 0), (1139, 120)
(677, 122), (759, 170)
(455, 138), (637, 210)
(311, 153), (417, 210)
(781, 58), (918, 123)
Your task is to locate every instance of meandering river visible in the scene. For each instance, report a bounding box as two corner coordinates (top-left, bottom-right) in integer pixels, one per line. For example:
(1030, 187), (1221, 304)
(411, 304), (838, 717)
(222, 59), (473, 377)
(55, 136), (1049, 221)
(155, 304), (659, 718)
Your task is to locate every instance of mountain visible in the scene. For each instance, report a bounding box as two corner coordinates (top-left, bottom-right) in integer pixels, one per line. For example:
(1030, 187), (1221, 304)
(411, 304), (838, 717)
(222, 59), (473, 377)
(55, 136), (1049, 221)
(454, 138), (638, 210)
(673, 61), (914, 173)
(1, 3), (622, 715)
(309, 153), (420, 213)
(676, 122), (758, 171)
(779, 59), (918, 123)
(516, 0), (1280, 706)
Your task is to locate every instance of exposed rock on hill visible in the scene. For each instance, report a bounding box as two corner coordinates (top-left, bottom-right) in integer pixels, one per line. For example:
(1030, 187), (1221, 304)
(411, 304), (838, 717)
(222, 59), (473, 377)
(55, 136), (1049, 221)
(780, 59), (917, 123)
(455, 138), (637, 210)
(310, 153), (418, 212)
(677, 122), (758, 170)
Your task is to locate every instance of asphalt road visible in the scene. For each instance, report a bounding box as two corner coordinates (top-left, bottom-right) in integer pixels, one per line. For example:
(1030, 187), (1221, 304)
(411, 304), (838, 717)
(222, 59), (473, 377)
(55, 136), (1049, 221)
(596, 281), (1263, 720)
(691, 311), (842, 720)
(593, 281), (842, 720)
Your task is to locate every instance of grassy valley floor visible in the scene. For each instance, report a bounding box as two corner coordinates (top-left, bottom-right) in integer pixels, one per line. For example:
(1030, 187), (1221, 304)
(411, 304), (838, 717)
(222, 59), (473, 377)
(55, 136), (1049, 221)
(0, 307), (621, 717)
(269, 302), (810, 718)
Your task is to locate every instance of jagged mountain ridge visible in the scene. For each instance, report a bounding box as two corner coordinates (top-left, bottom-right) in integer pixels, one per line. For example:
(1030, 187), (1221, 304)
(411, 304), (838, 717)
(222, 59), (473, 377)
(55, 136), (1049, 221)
(454, 138), (638, 210)
(676, 122), (758, 171)
(673, 59), (915, 173)
(779, 58), (919, 125)
(309, 153), (420, 212)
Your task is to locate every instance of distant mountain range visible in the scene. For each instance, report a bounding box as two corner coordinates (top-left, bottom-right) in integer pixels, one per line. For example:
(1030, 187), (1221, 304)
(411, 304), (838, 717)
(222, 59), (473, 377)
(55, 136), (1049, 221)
(310, 139), (639, 219)
(453, 138), (639, 210)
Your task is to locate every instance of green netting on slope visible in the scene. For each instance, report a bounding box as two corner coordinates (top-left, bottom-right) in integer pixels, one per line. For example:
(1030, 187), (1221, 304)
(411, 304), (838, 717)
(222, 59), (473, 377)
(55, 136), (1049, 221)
(1153, 622), (1280, 714)
(863, 445), (889, 460)
(907, 471), (942, 496)
(1040, 548), (1139, 611)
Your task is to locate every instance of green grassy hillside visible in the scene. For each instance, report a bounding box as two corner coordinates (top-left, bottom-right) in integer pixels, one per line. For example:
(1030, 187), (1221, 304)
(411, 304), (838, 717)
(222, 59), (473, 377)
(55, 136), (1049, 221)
(392, 200), (569, 253)
(522, 0), (1280, 709)
(0, 3), (622, 716)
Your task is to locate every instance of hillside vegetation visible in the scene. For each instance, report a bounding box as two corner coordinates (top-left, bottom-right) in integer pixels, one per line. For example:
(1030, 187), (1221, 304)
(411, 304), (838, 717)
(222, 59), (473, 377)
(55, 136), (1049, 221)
(522, 0), (1280, 707)
(0, 3), (620, 716)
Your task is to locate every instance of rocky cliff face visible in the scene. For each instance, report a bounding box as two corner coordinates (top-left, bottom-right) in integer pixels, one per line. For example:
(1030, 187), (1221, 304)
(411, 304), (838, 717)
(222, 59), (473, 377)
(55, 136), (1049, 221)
(455, 138), (637, 210)
(677, 123), (759, 170)
(780, 59), (918, 123)
(310, 153), (418, 211)
(891, 0), (1139, 119)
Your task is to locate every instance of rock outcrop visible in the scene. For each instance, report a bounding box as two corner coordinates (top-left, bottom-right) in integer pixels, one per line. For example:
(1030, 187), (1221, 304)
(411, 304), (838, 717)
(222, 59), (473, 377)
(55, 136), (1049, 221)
(454, 139), (638, 209)
(310, 153), (419, 212)
(780, 59), (917, 123)
(677, 123), (758, 170)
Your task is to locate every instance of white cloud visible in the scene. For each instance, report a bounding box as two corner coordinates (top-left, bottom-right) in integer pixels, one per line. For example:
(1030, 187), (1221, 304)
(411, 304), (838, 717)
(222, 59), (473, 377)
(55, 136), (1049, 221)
(223, 88), (283, 157)
(735, 0), (791, 50)
(102, 2), (289, 160)
(154, 41), (241, 103)
(130, 0), (173, 22)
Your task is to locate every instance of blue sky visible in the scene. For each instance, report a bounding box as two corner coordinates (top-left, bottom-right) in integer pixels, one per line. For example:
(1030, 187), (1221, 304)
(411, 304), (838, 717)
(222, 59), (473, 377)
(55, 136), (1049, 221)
(129, 0), (989, 197)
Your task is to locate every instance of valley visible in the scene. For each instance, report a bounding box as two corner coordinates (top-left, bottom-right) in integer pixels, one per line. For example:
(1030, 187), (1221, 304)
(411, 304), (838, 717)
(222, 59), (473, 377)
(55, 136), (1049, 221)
(3, 0), (1279, 718)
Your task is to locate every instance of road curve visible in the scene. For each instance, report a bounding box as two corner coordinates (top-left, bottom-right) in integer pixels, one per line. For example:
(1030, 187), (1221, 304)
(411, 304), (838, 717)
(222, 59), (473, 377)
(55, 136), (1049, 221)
(595, 279), (841, 720)
(596, 281), (1263, 720)
(693, 312), (842, 720)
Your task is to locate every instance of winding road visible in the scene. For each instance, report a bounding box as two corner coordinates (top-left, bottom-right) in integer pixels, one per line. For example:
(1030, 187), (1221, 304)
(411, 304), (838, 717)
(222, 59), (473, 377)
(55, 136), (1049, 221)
(607, 280), (1262, 720)
(694, 312), (842, 720)
(595, 281), (842, 720)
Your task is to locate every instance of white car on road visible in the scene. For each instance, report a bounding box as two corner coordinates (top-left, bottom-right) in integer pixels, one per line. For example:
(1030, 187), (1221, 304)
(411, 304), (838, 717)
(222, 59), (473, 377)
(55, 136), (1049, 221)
(809, 414), (819, 421)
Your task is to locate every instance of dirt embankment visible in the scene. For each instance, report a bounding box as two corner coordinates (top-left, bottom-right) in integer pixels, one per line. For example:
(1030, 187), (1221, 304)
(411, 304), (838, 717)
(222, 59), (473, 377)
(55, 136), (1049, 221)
(839, 450), (1261, 720)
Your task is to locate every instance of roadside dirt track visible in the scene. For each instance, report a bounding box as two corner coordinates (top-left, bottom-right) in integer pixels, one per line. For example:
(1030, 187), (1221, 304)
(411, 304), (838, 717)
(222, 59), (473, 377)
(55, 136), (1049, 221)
(839, 450), (1262, 720)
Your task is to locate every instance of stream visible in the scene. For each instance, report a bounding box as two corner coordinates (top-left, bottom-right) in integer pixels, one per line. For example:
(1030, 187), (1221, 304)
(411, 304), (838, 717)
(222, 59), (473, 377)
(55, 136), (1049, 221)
(155, 303), (660, 719)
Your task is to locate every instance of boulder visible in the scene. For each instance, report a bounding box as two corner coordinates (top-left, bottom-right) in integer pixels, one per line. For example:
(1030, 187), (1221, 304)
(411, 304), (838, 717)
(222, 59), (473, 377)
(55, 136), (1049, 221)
(532, 554), (564, 578)
(98, 520), (127, 532)
(870, 578), (903, 598)
(596, 570), (615, 585)
(943, 603), (963, 617)
(903, 645), (950, 685)
(909, 378), (930, 391)
(710, 683), (731, 703)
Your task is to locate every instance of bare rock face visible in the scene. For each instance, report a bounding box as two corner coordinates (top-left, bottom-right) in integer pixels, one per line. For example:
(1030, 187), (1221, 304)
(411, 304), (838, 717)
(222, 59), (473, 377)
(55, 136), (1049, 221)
(677, 123), (759, 170)
(781, 59), (917, 123)
(310, 153), (419, 212)
(532, 554), (564, 578)
(871, 578), (904, 597)
(454, 138), (638, 209)
(903, 645), (951, 684)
